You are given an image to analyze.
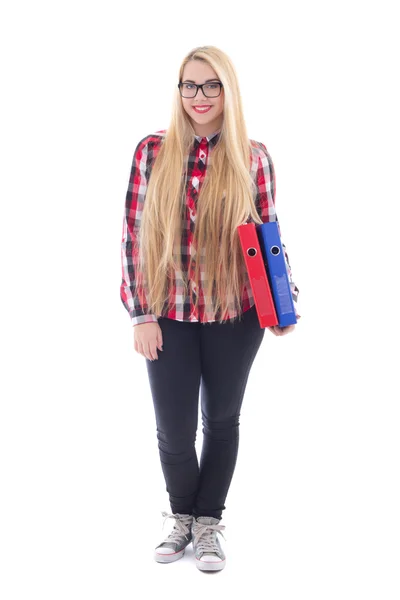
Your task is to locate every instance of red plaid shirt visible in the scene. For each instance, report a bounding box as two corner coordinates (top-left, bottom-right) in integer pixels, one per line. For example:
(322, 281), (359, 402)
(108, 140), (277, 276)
(120, 128), (300, 326)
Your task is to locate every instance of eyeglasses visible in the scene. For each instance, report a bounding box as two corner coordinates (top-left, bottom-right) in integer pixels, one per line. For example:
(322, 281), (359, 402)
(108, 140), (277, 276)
(178, 81), (223, 98)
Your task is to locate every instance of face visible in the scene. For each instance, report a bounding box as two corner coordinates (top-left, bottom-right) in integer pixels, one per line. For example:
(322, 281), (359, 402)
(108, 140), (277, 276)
(180, 60), (224, 137)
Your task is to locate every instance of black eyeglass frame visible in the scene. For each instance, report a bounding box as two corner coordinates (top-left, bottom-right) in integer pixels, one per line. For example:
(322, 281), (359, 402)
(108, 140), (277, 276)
(178, 81), (224, 98)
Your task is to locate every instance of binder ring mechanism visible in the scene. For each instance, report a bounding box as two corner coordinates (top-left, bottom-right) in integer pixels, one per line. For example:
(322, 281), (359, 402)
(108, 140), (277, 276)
(246, 246), (280, 257)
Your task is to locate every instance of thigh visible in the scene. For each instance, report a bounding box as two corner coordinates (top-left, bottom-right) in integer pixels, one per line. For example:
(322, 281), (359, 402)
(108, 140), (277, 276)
(146, 317), (201, 435)
(199, 305), (265, 420)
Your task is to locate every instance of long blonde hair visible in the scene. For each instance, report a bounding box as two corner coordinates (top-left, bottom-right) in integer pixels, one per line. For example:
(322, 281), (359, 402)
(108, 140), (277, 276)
(138, 45), (263, 323)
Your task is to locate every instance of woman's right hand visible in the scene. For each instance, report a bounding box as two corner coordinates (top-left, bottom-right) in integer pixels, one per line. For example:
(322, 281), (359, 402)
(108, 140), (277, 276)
(133, 322), (163, 361)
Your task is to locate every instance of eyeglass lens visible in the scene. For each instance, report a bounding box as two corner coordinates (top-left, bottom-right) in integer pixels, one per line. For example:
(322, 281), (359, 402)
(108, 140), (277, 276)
(180, 83), (221, 98)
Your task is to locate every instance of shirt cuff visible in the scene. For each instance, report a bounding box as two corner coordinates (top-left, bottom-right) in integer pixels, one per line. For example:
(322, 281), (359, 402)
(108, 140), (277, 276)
(132, 314), (159, 327)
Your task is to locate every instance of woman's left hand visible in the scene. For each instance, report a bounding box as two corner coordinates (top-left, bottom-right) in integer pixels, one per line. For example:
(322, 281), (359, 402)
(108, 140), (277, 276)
(268, 324), (296, 336)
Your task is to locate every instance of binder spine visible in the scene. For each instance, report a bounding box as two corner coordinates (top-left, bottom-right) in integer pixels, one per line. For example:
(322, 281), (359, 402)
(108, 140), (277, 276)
(238, 223), (278, 328)
(256, 222), (297, 327)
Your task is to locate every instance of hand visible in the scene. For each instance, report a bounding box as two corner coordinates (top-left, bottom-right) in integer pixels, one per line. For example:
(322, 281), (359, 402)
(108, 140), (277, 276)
(268, 324), (296, 336)
(268, 312), (301, 336)
(133, 322), (163, 361)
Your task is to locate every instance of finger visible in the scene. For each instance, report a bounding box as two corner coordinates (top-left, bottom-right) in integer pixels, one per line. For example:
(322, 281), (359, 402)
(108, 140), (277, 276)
(157, 330), (163, 351)
(150, 343), (158, 361)
(144, 342), (157, 361)
(143, 342), (154, 361)
(137, 340), (145, 358)
(281, 325), (293, 335)
(139, 340), (151, 359)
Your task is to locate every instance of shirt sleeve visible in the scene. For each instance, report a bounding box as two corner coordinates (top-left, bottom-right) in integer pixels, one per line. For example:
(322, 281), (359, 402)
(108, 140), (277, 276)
(120, 137), (159, 327)
(255, 142), (301, 317)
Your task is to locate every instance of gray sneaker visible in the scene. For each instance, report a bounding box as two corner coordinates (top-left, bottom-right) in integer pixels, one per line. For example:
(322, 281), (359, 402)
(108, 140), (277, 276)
(154, 511), (193, 563)
(192, 516), (226, 571)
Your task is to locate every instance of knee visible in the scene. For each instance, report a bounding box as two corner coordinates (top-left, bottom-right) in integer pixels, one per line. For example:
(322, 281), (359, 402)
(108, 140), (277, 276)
(201, 414), (240, 442)
(156, 429), (197, 463)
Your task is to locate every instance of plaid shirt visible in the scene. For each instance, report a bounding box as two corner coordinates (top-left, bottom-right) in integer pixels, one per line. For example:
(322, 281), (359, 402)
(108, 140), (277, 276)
(120, 128), (300, 326)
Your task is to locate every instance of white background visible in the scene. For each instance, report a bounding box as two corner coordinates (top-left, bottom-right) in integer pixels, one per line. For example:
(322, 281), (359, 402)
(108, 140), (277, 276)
(1, 0), (399, 598)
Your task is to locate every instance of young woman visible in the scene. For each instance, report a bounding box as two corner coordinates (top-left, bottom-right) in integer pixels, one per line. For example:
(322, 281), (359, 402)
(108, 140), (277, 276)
(120, 45), (300, 572)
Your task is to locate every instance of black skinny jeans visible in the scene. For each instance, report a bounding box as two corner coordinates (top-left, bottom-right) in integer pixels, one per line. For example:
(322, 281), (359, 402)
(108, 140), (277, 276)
(145, 304), (265, 521)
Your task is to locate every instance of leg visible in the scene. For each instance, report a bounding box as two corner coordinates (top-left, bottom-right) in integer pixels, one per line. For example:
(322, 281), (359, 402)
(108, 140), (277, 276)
(146, 317), (201, 515)
(193, 305), (265, 519)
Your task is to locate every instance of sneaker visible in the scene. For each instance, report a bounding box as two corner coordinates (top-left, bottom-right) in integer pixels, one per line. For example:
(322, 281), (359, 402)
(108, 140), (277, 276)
(192, 516), (226, 571)
(154, 511), (193, 563)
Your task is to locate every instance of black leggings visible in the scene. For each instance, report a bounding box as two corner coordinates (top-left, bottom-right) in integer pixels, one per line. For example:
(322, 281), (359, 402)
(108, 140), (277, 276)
(145, 304), (265, 520)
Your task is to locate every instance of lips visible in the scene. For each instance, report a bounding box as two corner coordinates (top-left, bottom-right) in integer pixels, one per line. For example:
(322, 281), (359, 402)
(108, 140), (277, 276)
(193, 106), (212, 113)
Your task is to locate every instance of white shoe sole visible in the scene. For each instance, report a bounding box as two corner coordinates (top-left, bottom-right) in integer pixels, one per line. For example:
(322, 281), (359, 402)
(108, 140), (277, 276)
(154, 548), (186, 563)
(196, 557), (226, 571)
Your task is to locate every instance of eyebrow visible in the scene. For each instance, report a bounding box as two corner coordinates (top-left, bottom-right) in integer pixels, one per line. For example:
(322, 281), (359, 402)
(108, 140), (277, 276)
(182, 78), (220, 83)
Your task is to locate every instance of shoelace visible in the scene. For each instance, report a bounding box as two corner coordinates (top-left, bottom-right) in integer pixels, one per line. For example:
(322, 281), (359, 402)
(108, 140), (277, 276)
(192, 522), (226, 553)
(160, 511), (193, 544)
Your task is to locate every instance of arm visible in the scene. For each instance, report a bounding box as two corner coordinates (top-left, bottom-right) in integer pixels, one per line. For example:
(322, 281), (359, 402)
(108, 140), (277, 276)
(255, 142), (301, 317)
(120, 137), (158, 327)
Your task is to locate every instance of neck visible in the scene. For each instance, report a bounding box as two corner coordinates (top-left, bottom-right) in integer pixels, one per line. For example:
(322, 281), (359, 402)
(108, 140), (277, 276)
(192, 116), (223, 137)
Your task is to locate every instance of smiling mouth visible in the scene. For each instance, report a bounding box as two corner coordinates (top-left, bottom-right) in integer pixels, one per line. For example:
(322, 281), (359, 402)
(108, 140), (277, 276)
(193, 106), (212, 113)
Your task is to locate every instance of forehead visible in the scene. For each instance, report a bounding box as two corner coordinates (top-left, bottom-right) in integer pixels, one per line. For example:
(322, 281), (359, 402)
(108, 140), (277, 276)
(182, 60), (219, 82)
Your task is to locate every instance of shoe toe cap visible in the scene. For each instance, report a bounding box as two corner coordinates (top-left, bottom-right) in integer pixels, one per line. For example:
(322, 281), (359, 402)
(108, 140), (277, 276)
(156, 545), (176, 555)
(199, 553), (223, 563)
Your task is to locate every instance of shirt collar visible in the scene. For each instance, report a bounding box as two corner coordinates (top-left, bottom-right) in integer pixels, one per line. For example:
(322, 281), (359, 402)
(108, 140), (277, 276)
(194, 128), (221, 148)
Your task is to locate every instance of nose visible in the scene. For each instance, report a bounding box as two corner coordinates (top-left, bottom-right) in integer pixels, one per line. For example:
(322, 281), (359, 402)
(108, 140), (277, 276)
(196, 87), (208, 100)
